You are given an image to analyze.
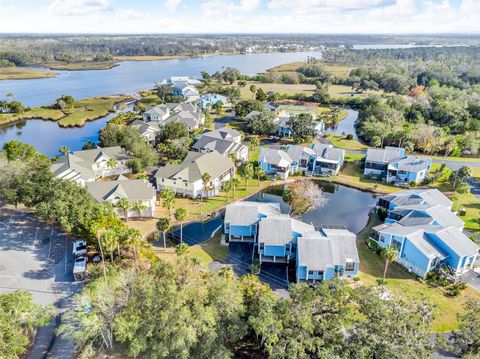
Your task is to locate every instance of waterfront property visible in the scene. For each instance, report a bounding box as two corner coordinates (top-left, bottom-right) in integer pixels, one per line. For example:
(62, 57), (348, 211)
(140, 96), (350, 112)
(371, 189), (478, 278)
(154, 150), (234, 198)
(223, 201), (281, 242)
(86, 177), (156, 218)
(310, 144), (345, 175)
(364, 146), (432, 184)
(197, 93), (228, 110)
(130, 119), (161, 144)
(192, 127), (248, 162)
(296, 228), (359, 283)
(258, 148), (292, 179)
(51, 146), (131, 185)
(273, 111), (324, 138)
(159, 76), (201, 102)
(142, 103), (204, 130)
(257, 215), (315, 263)
(284, 144), (345, 175)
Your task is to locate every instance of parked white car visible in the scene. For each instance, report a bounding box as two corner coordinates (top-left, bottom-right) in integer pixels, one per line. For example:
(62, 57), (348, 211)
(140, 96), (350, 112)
(72, 240), (87, 258)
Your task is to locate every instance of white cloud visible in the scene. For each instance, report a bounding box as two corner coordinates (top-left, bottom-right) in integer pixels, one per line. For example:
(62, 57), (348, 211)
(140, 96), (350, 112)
(47, 0), (111, 16)
(165, 0), (182, 11)
(202, 0), (260, 17)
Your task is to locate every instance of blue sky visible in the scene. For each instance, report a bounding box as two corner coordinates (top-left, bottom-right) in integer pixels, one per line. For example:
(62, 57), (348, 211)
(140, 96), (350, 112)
(0, 0), (479, 33)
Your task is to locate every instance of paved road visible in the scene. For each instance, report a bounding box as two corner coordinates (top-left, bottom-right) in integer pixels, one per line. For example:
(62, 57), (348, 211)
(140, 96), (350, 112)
(0, 207), (80, 359)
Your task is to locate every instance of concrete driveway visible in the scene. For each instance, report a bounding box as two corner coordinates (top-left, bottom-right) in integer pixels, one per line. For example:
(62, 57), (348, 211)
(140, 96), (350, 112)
(0, 207), (80, 359)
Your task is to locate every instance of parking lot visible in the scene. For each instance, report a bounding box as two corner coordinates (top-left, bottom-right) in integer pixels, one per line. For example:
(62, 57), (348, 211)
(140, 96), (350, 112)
(0, 206), (80, 358)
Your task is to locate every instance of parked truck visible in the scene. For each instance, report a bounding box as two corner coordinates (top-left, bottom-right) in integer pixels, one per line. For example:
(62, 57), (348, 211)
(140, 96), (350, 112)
(73, 256), (87, 281)
(72, 240), (87, 258)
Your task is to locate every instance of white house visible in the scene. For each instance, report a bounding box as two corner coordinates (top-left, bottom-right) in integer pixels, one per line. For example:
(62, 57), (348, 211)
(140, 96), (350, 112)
(86, 177), (156, 218)
(131, 120), (162, 144)
(258, 148), (293, 180)
(154, 151), (234, 198)
(51, 146), (131, 185)
(142, 103), (204, 130)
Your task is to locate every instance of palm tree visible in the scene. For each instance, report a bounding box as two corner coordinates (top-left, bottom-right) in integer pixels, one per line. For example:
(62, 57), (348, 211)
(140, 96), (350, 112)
(115, 198), (131, 222)
(174, 207), (187, 244)
(455, 182), (470, 212)
(131, 200), (147, 219)
(200, 172), (211, 214)
(222, 180), (233, 202)
(160, 189), (176, 219)
(175, 243), (190, 256)
(381, 245), (398, 282)
(106, 158), (118, 171)
(243, 163), (254, 187)
(230, 178), (241, 199)
(249, 136), (260, 150)
(156, 218), (170, 251)
(59, 145), (70, 156)
(254, 167), (265, 187)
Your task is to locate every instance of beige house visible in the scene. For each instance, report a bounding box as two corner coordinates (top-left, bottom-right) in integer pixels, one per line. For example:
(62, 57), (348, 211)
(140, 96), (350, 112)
(86, 177), (156, 218)
(154, 151), (234, 198)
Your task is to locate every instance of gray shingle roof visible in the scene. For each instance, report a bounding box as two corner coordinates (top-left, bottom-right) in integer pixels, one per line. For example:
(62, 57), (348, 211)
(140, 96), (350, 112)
(259, 148), (292, 168)
(388, 156), (430, 172)
(285, 145), (315, 163)
(366, 146), (404, 163)
(433, 226), (479, 257)
(258, 216), (294, 245)
(192, 136), (245, 156)
(297, 228), (359, 270)
(202, 127), (241, 141)
(224, 201), (281, 226)
(86, 179), (155, 203)
(381, 189), (452, 208)
(154, 151), (233, 183)
(312, 144), (345, 163)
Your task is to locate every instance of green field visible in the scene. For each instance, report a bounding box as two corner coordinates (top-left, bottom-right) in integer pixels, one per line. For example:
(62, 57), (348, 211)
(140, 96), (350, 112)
(266, 61), (354, 80)
(328, 134), (368, 150)
(0, 95), (130, 127)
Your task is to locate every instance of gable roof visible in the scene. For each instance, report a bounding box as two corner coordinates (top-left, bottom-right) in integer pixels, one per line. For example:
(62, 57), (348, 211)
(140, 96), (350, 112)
(388, 156), (430, 172)
(154, 151), (233, 183)
(201, 127), (241, 141)
(382, 188), (452, 208)
(366, 146), (405, 163)
(430, 226), (479, 258)
(312, 144), (345, 163)
(224, 201), (281, 226)
(285, 145), (315, 163)
(192, 136), (245, 156)
(297, 228), (359, 270)
(258, 216), (294, 245)
(259, 148), (292, 168)
(394, 204), (463, 229)
(86, 179), (155, 203)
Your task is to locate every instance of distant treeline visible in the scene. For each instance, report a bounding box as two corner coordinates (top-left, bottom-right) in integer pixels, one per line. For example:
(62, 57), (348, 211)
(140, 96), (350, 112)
(1, 33), (479, 67)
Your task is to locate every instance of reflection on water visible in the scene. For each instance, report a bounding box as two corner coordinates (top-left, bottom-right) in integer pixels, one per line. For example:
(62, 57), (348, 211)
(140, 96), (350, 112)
(324, 109), (359, 140)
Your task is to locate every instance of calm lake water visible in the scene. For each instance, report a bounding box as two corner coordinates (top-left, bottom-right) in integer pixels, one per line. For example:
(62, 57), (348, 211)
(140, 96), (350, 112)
(0, 51), (323, 107)
(324, 109), (359, 140)
(177, 182), (377, 246)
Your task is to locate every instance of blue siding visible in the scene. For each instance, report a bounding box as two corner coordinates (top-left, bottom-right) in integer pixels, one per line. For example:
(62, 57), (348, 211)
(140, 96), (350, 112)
(401, 239), (431, 274)
(229, 225), (254, 237)
(427, 233), (461, 270)
(263, 245), (286, 257)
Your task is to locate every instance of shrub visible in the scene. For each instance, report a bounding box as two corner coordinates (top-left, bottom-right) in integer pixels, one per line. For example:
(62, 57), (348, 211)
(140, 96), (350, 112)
(446, 282), (467, 297)
(377, 207), (388, 221)
(353, 276), (361, 282)
(346, 133), (354, 140)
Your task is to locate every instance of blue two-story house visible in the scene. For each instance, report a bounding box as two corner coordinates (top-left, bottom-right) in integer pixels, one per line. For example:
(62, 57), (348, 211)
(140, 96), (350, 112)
(371, 223), (478, 278)
(296, 228), (359, 284)
(198, 93), (228, 110)
(377, 188), (452, 211)
(223, 202), (281, 242)
(257, 216), (314, 263)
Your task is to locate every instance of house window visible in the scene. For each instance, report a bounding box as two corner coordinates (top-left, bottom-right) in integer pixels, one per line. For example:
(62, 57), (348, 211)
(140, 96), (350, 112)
(225, 223), (230, 231)
(392, 238), (402, 251)
(380, 235), (386, 243)
(259, 243), (264, 250)
(345, 262), (355, 271)
(308, 270), (315, 276)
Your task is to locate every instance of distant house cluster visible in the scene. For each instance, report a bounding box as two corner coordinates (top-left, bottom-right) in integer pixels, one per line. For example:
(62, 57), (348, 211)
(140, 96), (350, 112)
(159, 76), (202, 102)
(224, 201), (359, 284)
(142, 102), (205, 134)
(370, 189), (479, 278)
(258, 144), (345, 179)
(364, 146), (432, 185)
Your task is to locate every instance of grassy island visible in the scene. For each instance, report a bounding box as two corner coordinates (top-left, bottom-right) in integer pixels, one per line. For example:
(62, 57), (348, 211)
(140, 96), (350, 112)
(0, 67), (57, 80)
(0, 95), (130, 128)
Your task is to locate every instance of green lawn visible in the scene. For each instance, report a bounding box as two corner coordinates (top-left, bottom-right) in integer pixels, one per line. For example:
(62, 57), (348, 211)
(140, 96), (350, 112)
(0, 67), (57, 80)
(328, 134), (368, 151)
(344, 153), (365, 163)
(357, 214), (480, 333)
(189, 232), (228, 264)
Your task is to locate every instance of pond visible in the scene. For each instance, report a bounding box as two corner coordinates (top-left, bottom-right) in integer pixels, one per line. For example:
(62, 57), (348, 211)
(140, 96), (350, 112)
(176, 182), (377, 246)
(0, 51), (323, 107)
(324, 109), (359, 140)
